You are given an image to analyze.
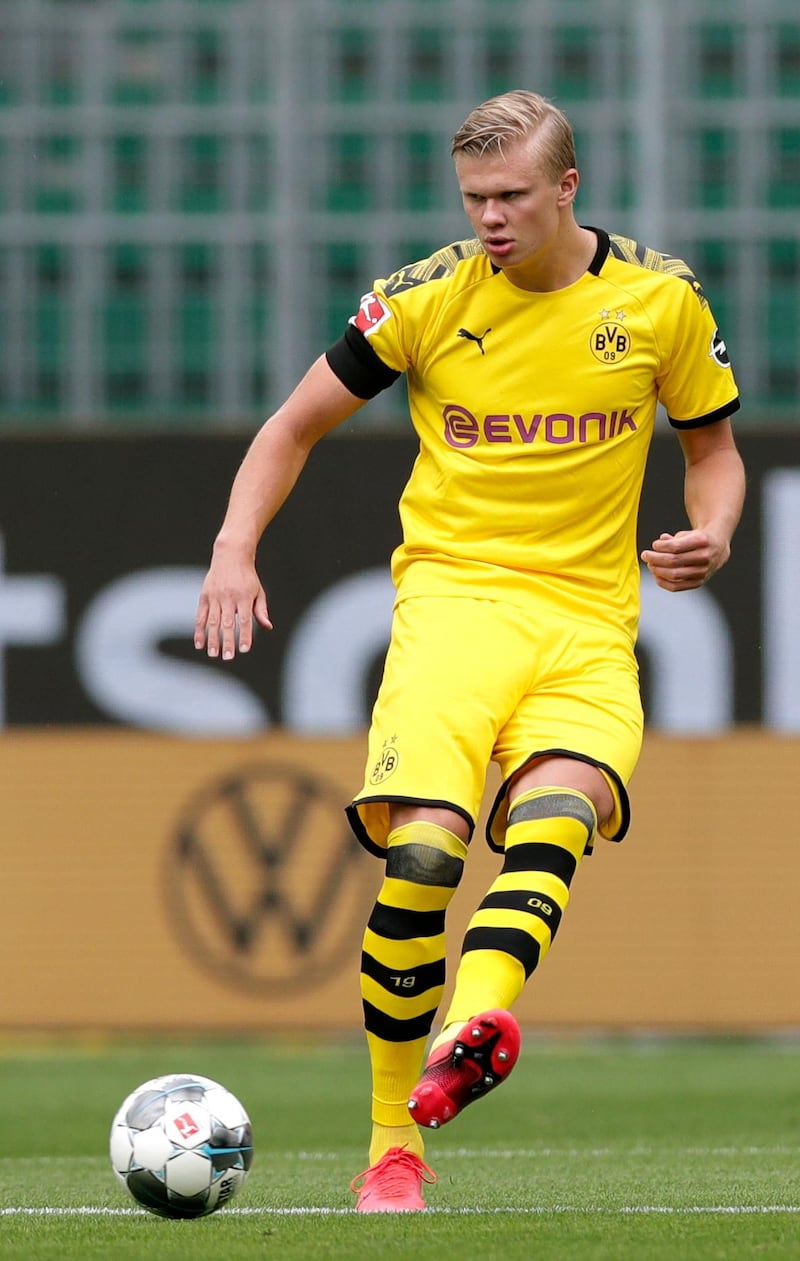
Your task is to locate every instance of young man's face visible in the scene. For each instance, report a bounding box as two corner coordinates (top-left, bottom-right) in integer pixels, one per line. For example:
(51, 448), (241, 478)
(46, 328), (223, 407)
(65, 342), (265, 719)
(454, 135), (578, 272)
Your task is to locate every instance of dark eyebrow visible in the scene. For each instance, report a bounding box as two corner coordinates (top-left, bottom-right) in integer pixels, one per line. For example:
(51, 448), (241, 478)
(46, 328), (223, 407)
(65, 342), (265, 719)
(462, 184), (528, 198)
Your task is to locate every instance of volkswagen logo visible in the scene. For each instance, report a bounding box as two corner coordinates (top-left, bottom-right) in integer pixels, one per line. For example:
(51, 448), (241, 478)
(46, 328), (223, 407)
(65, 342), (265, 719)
(165, 762), (376, 995)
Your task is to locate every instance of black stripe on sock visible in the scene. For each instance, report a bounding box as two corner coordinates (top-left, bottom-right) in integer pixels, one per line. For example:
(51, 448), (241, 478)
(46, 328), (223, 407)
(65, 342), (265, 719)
(362, 999), (438, 1043)
(367, 900), (446, 941)
(461, 925), (542, 979)
(360, 950), (446, 998)
(478, 889), (563, 937)
(502, 841), (577, 886)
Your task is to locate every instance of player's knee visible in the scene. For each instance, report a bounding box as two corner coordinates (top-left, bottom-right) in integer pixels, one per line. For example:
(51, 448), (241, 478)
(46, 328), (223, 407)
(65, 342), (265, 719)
(507, 787), (597, 837)
(385, 820), (469, 888)
(386, 841), (465, 888)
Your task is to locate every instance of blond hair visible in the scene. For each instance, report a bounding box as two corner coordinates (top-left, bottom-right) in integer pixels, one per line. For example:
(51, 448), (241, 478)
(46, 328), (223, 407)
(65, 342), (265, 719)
(451, 90), (577, 181)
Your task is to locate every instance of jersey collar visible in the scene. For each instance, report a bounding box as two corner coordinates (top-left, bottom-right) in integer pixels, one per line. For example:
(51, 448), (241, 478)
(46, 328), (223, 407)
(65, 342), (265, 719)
(488, 226), (611, 279)
(582, 226), (610, 275)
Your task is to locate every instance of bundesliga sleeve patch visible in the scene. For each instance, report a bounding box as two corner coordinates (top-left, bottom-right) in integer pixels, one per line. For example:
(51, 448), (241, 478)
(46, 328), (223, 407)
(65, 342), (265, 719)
(710, 327), (731, 367)
(350, 291), (392, 338)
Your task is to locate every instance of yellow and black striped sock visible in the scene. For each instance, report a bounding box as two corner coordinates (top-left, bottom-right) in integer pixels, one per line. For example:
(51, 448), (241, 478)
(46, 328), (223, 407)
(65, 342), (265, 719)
(360, 820), (467, 1162)
(440, 787), (596, 1027)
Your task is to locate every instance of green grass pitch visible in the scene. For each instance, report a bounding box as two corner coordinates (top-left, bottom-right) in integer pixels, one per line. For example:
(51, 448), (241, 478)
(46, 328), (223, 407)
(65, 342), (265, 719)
(2, 1035), (800, 1260)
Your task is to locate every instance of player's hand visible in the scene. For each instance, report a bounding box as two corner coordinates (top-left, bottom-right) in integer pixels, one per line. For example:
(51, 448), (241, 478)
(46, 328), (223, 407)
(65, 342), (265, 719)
(194, 545), (273, 659)
(640, 530), (730, 592)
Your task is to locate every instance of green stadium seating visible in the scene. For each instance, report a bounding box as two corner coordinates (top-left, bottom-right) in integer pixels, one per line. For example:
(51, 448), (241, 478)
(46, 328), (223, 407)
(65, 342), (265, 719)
(0, 1), (796, 428)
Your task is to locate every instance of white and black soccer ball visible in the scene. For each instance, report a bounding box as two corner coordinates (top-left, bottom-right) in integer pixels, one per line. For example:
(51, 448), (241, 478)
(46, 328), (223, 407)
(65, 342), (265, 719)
(110, 1073), (253, 1218)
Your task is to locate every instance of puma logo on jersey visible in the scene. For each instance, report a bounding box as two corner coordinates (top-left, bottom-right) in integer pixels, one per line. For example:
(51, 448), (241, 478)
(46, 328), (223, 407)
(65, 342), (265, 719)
(457, 326), (492, 355)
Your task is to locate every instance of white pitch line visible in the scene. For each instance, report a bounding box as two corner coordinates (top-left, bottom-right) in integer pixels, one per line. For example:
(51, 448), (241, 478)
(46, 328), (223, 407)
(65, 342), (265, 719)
(6, 1145), (800, 1166)
(2, 1205), (800, 1218)
(295, 1145), (800, 1161)
(440, 1145), (800, 1159)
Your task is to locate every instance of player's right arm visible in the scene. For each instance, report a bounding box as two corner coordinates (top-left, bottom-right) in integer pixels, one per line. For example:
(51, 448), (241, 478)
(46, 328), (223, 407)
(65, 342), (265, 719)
(194, 354), (366, 661)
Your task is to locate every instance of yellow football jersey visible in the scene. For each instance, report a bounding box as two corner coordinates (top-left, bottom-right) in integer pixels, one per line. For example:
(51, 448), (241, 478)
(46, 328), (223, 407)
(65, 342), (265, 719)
(334, 228), (740, 640)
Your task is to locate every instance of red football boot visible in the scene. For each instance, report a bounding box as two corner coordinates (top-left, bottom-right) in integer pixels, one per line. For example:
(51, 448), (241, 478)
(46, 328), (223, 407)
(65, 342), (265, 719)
(350, 1146), (437, 1212)
(407, 1009), (521, 1128)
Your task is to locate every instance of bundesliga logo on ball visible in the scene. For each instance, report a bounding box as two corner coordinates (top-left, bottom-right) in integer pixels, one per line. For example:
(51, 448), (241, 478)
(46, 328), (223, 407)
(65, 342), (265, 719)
(109, 1074), (253, 1218)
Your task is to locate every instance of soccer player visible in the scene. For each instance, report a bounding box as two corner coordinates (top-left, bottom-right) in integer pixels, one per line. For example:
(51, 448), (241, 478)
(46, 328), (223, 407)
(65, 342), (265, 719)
(194, 90), (745, 1212)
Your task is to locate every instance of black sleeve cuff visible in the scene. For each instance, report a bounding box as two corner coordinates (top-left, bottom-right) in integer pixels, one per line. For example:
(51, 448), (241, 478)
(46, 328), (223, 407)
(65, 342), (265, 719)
(325, 325), (402, 400)
(668, 397), (741, 429)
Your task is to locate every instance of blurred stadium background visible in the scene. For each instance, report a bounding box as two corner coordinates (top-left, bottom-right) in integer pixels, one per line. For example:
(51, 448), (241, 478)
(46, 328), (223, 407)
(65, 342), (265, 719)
(2, 0), (799, 430)
(2, 0), (800, 1036)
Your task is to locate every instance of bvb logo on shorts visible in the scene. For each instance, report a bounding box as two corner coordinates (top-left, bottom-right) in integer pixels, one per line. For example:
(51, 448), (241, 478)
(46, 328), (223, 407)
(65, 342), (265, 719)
(370, 739), (400, 785)
(590, 310), (631, 364)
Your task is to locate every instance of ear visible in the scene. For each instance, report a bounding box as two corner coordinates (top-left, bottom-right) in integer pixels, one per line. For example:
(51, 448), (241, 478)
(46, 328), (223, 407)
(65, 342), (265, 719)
(557, 167), (580, 207)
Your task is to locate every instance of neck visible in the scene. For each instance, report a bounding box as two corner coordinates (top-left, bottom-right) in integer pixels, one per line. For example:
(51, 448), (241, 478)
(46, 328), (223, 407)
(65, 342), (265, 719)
(502, 223), (597, 293)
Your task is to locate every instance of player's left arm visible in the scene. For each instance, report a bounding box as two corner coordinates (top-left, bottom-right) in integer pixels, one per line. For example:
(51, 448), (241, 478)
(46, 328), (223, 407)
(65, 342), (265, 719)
(641, 417), (745, 591)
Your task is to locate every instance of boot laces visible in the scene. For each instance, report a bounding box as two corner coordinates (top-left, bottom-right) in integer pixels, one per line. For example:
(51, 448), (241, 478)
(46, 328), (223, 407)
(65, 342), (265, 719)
(350, 1146), (437, 1195)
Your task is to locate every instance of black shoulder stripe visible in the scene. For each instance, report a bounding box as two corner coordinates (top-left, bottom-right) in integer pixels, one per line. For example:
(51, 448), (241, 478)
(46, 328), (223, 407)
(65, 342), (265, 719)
(383, 239), (486, 296)
(325, 325), (401, 400)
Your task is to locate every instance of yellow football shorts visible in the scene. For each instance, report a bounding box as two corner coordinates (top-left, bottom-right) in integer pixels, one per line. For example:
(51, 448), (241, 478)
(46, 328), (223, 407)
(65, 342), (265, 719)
(347, 593), (644, 857)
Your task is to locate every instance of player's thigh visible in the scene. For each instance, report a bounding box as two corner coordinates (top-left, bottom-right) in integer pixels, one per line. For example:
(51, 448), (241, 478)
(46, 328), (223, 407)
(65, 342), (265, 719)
(492, 624), (643, 846)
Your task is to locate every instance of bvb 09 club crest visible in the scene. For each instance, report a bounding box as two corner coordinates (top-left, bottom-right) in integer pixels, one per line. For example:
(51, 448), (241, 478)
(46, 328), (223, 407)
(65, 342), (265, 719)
(590, 310), (631, 364)
(370, 738), (399, 785)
